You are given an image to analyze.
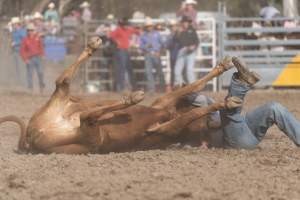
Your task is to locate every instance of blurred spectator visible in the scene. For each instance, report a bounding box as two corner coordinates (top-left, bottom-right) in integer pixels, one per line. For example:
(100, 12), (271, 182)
(132, 9), (146, 19)
(80, 1), (92, 23)
(10, 17), (26, 82)
(44, 2), (60, 23)
(140, 18), (166, 92)
(106, 14), (117, 31)
(110, 18), (138, 91)
(33, 12), (46, 36)
(259, 2), (281, 26)
(174, 16), (199, 86)
(20, 24), (45, 93)
(166, 19), (180, 87)
(177, 0), (198, 28)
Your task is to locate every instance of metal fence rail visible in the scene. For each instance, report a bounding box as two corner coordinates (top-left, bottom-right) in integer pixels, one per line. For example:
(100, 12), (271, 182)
(219, 17), (300, 88)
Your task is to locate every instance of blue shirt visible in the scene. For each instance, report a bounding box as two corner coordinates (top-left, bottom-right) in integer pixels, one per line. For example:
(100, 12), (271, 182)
(44, 10), (59, 22)
(12, 27), (27, 52)
(140, 31), (163, 53)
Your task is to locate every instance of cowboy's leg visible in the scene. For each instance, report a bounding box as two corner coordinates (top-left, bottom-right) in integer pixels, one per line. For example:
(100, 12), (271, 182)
(34, 56), (45, 90)
(221, 74), (259, 149)
(153, 55), (166, 91)
(221, 57), (261, 149)
(245, 102), (300, 146)
(144, 54), (155, 92)
(26, 58), (34, 90)
(174, 49), (185, 86)
(186, 51), (196, 84)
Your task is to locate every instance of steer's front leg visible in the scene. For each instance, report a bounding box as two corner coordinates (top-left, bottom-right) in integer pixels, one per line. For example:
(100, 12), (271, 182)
(55, 37), (102, 96)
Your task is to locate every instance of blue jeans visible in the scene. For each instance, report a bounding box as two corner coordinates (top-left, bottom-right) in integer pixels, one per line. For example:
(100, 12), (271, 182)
(174, 48), (196, 85)
(221, 73), (300, 149)
(114, 49), (135, 91)
(26, 56), (45, 90)
(144, 53), (165, 92)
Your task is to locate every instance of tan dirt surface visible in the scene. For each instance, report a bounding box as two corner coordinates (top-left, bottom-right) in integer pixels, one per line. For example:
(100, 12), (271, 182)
(0, 89), (300, 200)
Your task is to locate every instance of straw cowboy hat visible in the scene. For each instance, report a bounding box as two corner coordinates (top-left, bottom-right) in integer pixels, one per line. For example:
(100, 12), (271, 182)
(26, 23), (36, 31)
(48, 2), (55, 9)
(145, 17), (154, 26)
(80, 1), (90, 8)
(184, 0), (197, 4)
(11, 17), (21, 24)
(33, 12), (43, 19)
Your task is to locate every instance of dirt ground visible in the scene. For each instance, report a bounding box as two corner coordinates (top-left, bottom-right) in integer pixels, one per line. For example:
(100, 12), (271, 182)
(0, 89), (300, 200)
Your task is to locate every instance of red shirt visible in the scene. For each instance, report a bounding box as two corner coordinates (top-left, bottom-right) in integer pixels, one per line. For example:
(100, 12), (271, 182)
(110, 26), (138, 49)
(20, 33), (44, 61)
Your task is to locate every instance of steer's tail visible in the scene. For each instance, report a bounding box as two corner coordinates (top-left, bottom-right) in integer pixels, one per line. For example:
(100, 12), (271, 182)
(0, 115), (28, 151)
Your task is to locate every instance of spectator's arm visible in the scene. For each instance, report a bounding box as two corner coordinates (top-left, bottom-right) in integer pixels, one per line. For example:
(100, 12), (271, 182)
(139, 34), (147, 52)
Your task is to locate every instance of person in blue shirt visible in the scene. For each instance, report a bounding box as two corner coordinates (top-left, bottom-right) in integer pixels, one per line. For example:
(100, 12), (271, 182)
(44, 2), (60, 23)
(11, 17), (27, 83)
(140, 18), (166, 92)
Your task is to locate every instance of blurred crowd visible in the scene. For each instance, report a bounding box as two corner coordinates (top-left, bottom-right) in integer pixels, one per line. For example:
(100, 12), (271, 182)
(5, 0), (300, 93)
(95, 0), (201, 92)
(7, 1), (92, 93)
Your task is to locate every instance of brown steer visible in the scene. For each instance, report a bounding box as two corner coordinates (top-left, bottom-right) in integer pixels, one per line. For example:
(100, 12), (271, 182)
(0, 37), (240, 154)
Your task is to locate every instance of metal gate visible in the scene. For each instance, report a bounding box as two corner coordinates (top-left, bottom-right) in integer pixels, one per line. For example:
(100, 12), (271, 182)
(219, 17), (300, 88)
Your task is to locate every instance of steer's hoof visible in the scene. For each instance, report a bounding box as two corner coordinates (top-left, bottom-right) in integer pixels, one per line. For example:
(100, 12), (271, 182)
(226, 96), (243, 109)
(88, 37), (102, 50)
(130, 90), (145, 104)
(123, 91), (145, 105)
(219, 56), (234, 71)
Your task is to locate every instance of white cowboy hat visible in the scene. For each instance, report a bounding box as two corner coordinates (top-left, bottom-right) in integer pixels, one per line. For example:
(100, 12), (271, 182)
(184, 0), (197, 5)
(11, 17), (21, 24)
(26, 23), (36, 30)
(145, 17), (154, 26)
(33, 12), (43, 19)
(106, 14), (114, 20)
(48, 2), (55, 8)
(169, 19), (177, 25)
(80, 1), (90, 8)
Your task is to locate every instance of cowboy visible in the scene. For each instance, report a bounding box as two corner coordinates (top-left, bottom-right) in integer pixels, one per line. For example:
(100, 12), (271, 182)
(110, 17), (138, 91)
(177, 0), (198, 28)
(174, 16), (199, 86)
(140, 18), (166, 92)
(20, 24), (45, 93)
(80, 1), (92, 23)
(44, 2), (60, 23)
(10, 17), (26, 83)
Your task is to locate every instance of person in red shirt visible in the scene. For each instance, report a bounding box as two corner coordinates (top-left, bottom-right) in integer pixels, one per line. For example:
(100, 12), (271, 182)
(110, 18), (138, 91)
(20, 23), (45, 93)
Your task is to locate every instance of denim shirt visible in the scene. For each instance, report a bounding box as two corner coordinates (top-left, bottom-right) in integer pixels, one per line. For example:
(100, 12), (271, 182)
(140, 31), (163, 53)
(12, 28), (27, 52)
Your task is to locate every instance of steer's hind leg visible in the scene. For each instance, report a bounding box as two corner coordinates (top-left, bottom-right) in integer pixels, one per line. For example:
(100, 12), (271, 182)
(151, 56), (233, 109)
(147, 96), (242, 137)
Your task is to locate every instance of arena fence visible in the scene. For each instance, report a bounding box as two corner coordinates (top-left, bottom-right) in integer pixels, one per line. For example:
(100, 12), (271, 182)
(82, 17), (217, 92)
(219, 17), (300, 88)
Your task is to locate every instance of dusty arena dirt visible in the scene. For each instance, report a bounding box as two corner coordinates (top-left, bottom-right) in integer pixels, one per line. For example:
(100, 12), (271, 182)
(0, 89), (300, 200)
